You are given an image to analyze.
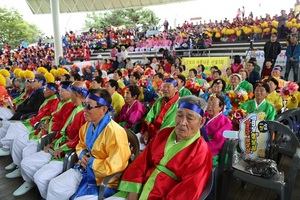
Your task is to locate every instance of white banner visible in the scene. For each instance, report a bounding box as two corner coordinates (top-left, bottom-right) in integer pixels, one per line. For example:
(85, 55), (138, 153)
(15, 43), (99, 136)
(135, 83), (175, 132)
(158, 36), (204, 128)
(246, 50), (287, 69)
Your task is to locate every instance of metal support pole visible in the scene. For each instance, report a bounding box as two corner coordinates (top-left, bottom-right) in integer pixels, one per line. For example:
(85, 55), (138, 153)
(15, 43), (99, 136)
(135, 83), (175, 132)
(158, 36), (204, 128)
(50, 0), (62, 66)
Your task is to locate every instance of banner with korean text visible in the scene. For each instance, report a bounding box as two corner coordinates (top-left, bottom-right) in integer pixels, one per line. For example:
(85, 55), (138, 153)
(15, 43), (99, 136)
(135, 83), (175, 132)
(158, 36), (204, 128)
(182, 57), (230, 75)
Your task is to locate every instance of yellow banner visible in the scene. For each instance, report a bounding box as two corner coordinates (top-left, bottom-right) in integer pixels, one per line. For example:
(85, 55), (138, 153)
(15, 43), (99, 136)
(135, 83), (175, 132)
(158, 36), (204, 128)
(182, 57), (230, 75)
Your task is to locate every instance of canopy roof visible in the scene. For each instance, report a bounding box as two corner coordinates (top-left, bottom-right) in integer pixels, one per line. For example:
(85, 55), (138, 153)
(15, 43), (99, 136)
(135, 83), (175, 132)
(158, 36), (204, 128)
(26, 0), (193, 14)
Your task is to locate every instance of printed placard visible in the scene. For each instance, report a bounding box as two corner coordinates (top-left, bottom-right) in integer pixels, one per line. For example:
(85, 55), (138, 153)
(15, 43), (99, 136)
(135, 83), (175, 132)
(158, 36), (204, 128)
(238, 112), (269, 158)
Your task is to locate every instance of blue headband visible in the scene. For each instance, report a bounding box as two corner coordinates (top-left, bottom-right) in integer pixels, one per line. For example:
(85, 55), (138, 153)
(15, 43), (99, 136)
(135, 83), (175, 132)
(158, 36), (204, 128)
(178, 102), (204, 117)
(70, 85), (88, 97)
(61, 84), (71, 91)
(273, 68), (281, 72)
(46, 84), (57, 93)
(164, 79), (178, 87)
(87, 92), (114, 112)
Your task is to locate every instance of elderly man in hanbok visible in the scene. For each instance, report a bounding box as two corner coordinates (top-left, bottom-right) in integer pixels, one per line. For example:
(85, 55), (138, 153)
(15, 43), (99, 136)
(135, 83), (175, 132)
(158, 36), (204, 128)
(103, 95), (212, 200)
(201, 78), (232, 116)
(13, 81), (88, 197)
(240, 82), (276, 120)
(4, 82), (60, 176)
(4, 81), (73, 172)
(204, 93), (233, 165)
(139, 78), (180, 146)
(46, 89), (131, 200)
(0, 74), (46, 156)
(116, 85), (146, 129)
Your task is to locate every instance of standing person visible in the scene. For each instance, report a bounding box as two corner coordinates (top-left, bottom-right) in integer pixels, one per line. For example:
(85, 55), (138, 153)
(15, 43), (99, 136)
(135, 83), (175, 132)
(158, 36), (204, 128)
(263, 33), (281, 68)
(163, 18), (169, 32)
(277, 10), (288, 39)
(284, 35), (300, 81)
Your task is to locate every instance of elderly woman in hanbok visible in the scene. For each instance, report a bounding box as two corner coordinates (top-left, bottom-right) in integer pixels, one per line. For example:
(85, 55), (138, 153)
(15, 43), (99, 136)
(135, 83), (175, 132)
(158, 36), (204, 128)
(225, 73), (247, 111)
(225, 73), (245, 92)
(116, 85), (146, 129)
(238, 68), (253, 93)
(240, 82), (276, 120)
(204, 93), (233, 166)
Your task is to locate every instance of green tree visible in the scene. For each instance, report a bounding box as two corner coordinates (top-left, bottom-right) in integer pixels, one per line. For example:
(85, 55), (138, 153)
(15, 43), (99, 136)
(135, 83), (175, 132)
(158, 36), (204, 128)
(0, 7), (43, 48)
(83, 8), (160, 31)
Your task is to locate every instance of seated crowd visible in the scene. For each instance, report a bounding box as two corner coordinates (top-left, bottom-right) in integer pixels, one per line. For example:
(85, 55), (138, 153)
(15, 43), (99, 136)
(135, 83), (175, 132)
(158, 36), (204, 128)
(0, 39), (298, 198)
(0, 3), (299, 199)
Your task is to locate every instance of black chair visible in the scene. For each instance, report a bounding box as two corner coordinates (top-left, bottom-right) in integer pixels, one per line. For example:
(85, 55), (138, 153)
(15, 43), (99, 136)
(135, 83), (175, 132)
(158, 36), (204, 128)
(223, 121), (300, 200)
(37, 132), (76, 172)
(37, 132), (56, 151)
(289, 109), (300, 140)
(275, 108), (297, 130)
(98, 129), (140, 200)
(19, 112), (37, 121)
(199, 169), (214, 200)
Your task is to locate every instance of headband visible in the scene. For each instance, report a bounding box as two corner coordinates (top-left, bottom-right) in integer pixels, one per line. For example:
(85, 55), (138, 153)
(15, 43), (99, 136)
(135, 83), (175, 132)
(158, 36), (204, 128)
(164, 79), (178, 87)
(87, 92), (114, 112)
(70, 85), (88, 97)
(178, 102), (204, 117)
(46, 84), (57, 93)
(61, 84), (71, 91)
(273, 68), (281, 72)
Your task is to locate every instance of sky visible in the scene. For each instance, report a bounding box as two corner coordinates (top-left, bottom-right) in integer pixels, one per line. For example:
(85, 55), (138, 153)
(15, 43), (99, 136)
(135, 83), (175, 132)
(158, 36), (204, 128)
(0, 0), (295, 37)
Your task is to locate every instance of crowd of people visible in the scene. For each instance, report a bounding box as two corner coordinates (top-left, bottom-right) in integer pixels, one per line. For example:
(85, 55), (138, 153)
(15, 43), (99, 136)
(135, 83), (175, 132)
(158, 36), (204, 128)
(0, 2), (299, 200)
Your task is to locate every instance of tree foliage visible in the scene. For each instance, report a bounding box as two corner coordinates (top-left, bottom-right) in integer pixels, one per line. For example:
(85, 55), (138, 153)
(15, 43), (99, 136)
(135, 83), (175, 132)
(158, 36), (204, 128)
(83, 8), (160, 31)
(0, 7), (43, 48)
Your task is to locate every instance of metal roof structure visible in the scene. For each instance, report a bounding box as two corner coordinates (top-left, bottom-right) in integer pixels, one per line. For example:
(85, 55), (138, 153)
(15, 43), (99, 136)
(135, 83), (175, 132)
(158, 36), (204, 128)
(25, 0), (193, 14)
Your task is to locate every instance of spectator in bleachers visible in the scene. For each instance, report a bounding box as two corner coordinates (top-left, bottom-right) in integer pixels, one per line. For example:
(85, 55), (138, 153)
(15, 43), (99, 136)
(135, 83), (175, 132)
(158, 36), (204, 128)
(47, 89), (131, 200)
(92, 76), (103, 89)
(240, 82), (276, 120)
(201, 78), (232, 116)
(266, 77), (283, 112)
(116, 85), (146, 129)
(197, 64), (207, 80)
(129, 71), (140, 85)
(139, 78), (179, 146)
(261, 58), (273, 79)
(238, 68), (253, 93)
(105, 79), (125, 116)
(231, 55), (243, 73)
(204, 93), (232, 165)
(246, 61), (260, 86)
(176, 75), (192, 97)
(277, 10), (288, 38)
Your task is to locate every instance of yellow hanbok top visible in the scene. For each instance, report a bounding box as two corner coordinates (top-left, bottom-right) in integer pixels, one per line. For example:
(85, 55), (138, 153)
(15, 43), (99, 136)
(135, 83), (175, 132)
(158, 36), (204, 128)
(266, 91), (283, 112)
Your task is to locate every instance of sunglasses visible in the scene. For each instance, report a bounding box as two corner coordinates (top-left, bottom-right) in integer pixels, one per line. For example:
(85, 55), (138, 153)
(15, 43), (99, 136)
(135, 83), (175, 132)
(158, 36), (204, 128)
(26, 79), (36, 83)
(82, 102), (102, 110)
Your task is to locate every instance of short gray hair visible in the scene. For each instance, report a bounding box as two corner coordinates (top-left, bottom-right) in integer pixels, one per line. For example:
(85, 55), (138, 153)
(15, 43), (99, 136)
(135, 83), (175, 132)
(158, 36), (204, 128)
(178, 95), (207, 113)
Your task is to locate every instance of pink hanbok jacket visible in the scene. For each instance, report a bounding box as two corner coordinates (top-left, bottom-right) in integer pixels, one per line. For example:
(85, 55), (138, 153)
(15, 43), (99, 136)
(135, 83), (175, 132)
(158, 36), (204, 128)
(205, 113), (232, 156)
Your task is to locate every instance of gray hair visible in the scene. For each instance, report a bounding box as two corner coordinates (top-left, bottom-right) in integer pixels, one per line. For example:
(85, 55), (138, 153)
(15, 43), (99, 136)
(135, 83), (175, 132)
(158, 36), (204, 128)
(178, 95), (207, 113)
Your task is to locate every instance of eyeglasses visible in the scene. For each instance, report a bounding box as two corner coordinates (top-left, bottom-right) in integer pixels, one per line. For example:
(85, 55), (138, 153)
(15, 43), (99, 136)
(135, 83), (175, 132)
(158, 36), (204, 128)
(82, 102), (102, 110)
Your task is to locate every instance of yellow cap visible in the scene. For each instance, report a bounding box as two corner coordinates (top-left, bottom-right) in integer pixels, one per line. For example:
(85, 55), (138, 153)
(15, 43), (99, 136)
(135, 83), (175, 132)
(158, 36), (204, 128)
(57, 68), (69, 76)
(44, 72), (55, 83)
(24, 70), (35, 80)
(37, 67), (48, 75)
(13, 68), (22, 77)
(0, 74), (6, 87)
(0, 69), (11, 78)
